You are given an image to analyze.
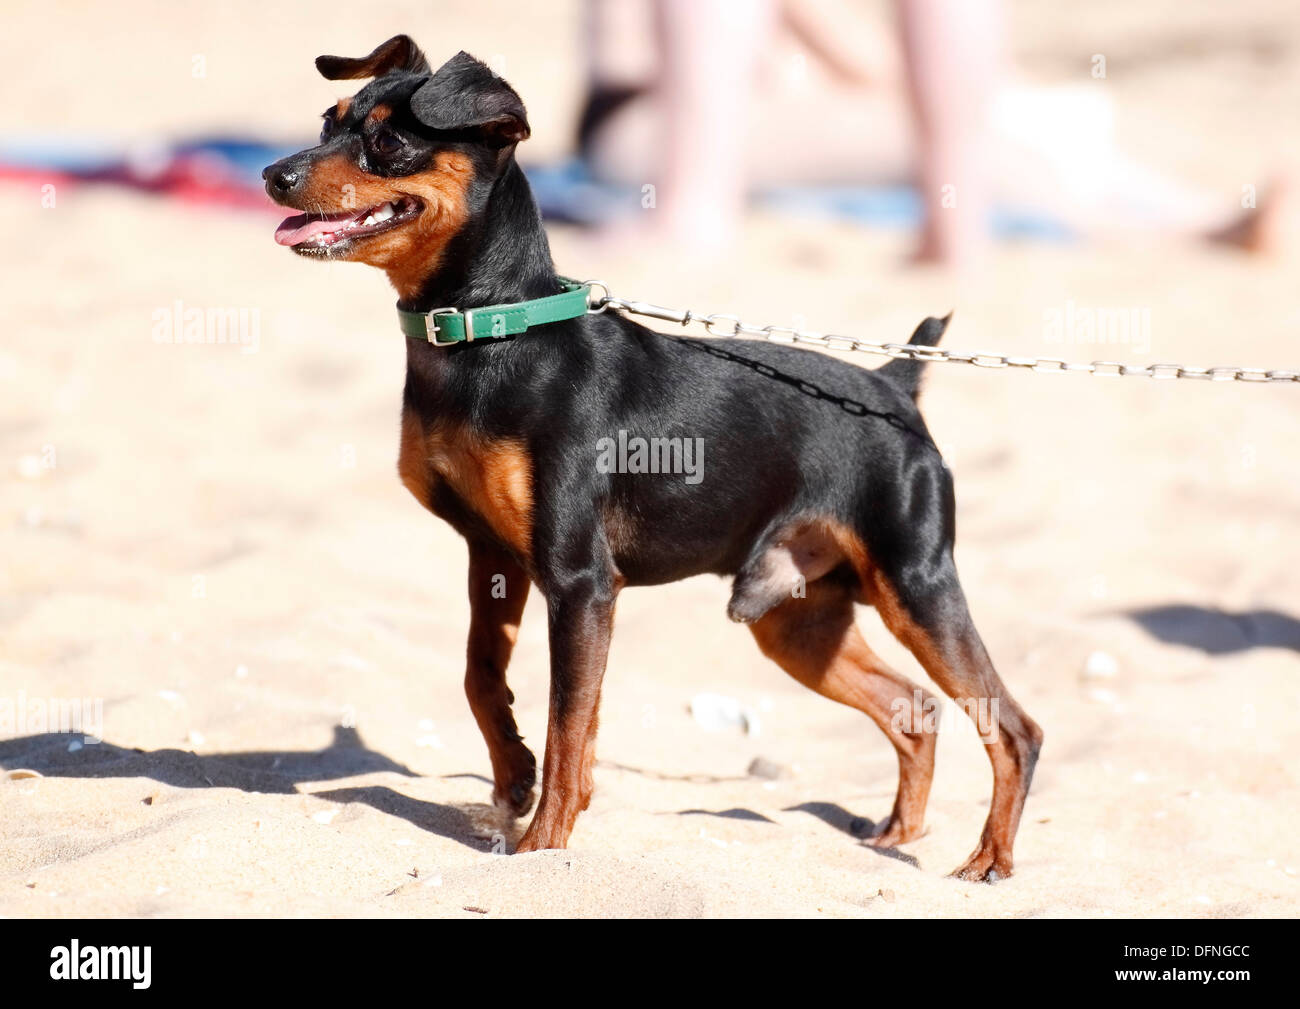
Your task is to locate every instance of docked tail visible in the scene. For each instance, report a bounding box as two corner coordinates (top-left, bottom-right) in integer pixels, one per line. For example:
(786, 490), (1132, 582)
(877, 313), (951, 401)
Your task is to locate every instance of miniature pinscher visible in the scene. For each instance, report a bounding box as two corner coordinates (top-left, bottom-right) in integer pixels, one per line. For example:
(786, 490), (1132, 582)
(263, 35), (1043, 880)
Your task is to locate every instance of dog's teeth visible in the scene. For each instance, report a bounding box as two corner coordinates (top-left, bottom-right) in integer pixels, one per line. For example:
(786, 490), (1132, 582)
(373, 202), (396, 222)
(364, 215), (375, 226)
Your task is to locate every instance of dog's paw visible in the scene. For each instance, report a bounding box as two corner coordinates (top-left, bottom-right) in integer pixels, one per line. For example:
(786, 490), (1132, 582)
(948, 849), (1013, 883)
(493, 779), (536, 819)
(862, 816), (923, 849)
(491, 745), (537, 818)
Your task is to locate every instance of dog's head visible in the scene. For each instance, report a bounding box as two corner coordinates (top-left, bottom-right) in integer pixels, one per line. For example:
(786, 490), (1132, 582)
(263, 36), (528, 294)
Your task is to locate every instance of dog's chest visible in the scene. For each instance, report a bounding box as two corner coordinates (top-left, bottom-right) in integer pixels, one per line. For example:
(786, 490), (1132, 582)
(397, 409), (533, 558)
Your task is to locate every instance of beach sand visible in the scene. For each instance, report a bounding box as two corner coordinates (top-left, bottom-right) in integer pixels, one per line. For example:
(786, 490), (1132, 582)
(1, 0), (1298, 917)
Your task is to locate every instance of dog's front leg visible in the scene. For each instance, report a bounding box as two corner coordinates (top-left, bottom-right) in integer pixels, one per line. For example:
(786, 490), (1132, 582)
(464, 538), (537, 817)
(515, 544), (617, 853)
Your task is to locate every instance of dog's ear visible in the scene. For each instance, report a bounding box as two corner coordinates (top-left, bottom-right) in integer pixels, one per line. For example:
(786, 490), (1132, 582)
(316, 35), (430, 80)
(410, 51), (530, 146)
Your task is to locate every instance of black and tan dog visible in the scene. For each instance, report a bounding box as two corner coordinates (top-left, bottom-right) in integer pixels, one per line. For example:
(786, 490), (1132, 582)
(264, 35), (1042, 880)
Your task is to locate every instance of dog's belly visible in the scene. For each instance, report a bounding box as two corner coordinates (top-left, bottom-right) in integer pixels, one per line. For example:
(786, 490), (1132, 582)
(603, 495), (758, 586)
(609, 546), (729, 587)
(397, 409), (533, 560)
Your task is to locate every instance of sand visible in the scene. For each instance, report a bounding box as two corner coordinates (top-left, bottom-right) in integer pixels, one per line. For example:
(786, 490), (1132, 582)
(1, 0), (1298, 917)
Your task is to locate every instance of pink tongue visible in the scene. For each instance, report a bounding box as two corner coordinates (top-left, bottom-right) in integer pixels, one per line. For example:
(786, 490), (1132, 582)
(274, 209), (358, 246)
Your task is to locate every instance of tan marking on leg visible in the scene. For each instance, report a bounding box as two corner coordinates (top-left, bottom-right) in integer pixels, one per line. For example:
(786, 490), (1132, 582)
(866, 566), (1043, 880)
(465, 542), (536, 816)
(751, 580), (937, 845)
(516, 600), (615, 852)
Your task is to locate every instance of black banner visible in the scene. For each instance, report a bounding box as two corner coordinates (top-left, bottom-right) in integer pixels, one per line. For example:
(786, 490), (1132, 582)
(0, 917), (1277, 995)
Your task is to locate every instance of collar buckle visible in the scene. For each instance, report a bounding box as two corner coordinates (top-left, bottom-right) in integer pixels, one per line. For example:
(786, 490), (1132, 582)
(423, 307), (459, 346)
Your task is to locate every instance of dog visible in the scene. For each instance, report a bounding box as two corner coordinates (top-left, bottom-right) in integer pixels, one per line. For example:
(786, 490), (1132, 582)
(263, 35), (1043, 880)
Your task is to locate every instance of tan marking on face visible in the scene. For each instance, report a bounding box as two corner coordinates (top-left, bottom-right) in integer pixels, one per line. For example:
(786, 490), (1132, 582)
(334, 97), (352, 119)
(398, 408), (534, 560)
(295, 151), (476, 301)
(366, 103), (392, 124)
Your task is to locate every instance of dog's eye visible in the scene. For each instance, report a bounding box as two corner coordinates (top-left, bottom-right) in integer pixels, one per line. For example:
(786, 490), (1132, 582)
(372, 130), (404, 155)
(319, 116), (334, 143)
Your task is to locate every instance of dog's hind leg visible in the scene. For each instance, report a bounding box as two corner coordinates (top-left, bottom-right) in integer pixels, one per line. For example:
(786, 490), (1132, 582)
(465, 539), (537, 817)
(867, 559), (1043, 881)
(749, 578), (938, 848)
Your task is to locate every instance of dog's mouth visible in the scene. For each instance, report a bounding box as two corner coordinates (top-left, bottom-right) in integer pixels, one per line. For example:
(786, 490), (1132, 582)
(273, 196), (423, 252)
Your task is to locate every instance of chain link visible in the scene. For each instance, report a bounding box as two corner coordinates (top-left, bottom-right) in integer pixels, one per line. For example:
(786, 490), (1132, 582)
(586, 285), (1299, 384)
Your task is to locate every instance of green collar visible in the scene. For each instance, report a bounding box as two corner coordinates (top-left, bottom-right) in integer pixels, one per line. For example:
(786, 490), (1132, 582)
(397, 277), (592, 346)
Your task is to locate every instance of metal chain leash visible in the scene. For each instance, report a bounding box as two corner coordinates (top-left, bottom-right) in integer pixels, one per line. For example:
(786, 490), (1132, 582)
(582, 281), (1299, 383)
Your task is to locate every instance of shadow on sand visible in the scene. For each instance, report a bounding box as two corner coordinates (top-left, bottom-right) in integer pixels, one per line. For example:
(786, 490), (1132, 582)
(1126, 605), (1300, 655)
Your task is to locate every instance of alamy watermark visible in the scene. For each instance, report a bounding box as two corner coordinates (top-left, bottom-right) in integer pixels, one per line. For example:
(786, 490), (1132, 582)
(0, 691), (103, 744)
(595, 429), (705, 485)
(151, 300), (260, 354)
(890, 690), (999, 743)
(1044, 300), (1150, 354)
(50, 941), (150, 989)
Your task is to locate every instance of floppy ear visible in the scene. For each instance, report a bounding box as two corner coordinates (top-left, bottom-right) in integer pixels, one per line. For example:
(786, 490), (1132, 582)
(316, 35), (430, 80)
(410, 51), (530, 145)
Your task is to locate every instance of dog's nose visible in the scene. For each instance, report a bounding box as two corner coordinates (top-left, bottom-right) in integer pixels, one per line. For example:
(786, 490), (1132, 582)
(266, 166), (300, 195)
